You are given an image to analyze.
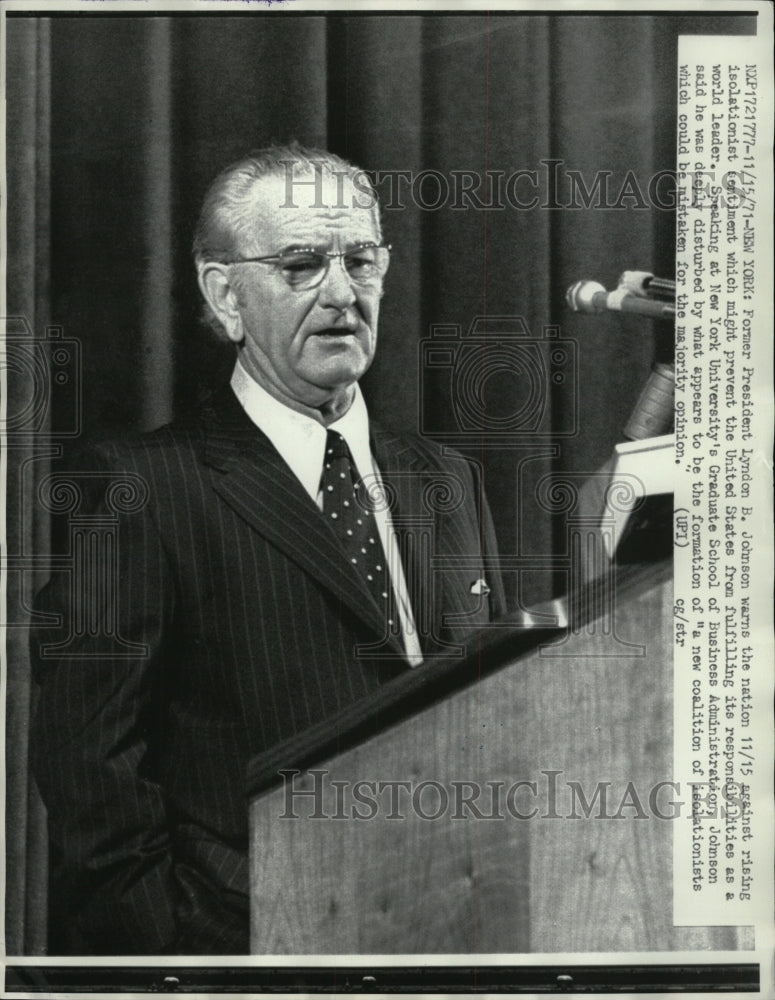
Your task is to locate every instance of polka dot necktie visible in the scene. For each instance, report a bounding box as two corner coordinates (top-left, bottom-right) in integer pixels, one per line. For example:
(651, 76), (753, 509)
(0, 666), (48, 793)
(320, 429), (394, 621)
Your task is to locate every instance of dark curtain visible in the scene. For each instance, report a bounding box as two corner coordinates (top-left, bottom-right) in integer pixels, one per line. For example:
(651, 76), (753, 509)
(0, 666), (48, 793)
(5, 11), (755, 955)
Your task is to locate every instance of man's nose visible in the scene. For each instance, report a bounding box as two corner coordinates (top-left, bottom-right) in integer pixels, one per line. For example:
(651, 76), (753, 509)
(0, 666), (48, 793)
(318, 256), (357, 309)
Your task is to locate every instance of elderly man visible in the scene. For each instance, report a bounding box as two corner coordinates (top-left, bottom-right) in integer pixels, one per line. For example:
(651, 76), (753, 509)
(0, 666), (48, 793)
(31, 144), (505, 955)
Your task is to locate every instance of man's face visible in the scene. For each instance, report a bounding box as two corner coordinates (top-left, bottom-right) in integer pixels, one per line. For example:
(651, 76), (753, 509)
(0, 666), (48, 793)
(226, 171), (384, 413)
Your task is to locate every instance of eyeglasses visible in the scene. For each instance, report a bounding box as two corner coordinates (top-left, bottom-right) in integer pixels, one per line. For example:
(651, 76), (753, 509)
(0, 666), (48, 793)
(224, 242), (391, 291)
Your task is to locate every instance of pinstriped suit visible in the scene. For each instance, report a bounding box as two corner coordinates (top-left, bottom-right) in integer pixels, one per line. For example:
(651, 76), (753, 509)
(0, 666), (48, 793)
(31, 384), (505, 955)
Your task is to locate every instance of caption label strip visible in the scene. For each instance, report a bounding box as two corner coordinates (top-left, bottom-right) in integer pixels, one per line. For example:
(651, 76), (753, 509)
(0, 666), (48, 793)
(673, 35), (772, 930)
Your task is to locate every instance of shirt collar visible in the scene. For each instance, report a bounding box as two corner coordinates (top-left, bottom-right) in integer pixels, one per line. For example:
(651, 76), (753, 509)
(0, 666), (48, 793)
(230, 360), (374, 503)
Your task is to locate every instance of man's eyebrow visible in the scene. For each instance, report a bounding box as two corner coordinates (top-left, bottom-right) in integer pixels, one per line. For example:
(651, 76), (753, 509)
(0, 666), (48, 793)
(274, 243), (321, 254)
(274, 240), (379, 255)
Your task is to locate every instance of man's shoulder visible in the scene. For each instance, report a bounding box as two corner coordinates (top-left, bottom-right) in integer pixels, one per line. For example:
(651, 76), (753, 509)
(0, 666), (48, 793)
(78, 417), (204, 470)
(372, 426), (476, 475)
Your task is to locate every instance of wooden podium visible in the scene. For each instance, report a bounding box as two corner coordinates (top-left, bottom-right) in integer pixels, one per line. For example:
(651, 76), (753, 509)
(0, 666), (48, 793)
(247, 558), (749, 954)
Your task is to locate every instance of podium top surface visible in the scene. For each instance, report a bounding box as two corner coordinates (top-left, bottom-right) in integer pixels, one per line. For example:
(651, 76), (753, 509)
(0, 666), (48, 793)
(246, 557), (671, 800)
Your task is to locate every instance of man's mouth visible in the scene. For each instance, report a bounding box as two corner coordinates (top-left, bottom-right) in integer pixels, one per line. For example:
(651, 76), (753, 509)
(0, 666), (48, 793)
(313, 327), (358, 337)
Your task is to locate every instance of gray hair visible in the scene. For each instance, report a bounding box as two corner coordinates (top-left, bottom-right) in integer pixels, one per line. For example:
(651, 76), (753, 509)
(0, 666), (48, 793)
(193, 141), (381, 269)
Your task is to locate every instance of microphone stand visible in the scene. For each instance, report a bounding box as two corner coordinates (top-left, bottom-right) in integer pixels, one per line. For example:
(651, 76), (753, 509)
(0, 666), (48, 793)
(618, 271), (676, 441)
(568, 271), (676, 562)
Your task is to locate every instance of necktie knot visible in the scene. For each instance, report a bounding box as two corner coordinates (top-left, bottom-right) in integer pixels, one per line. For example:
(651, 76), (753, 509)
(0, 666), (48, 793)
(324, 429), (350, 464)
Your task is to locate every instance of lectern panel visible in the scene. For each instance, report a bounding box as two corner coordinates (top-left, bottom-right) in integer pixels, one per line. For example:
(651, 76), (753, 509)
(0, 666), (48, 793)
(249, 563), (751, 953)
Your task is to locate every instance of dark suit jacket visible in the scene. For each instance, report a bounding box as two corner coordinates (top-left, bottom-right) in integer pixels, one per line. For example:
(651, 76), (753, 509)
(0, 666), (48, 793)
(31, 385), (505, 955)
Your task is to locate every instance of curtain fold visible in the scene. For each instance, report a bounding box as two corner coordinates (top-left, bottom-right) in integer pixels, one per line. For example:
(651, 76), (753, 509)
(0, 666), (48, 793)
(138, 19), (175, 431)
(417, 15), (556, 605)
(332, 16), (425, 427)
(552, 16), (664, 475)
(6, 17), (51, 956)
(6, 11), (754, 954)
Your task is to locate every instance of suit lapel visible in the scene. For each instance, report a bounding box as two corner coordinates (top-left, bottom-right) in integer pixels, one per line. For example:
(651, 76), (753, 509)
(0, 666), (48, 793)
(199, 388), (404, 655)
(371, 429), (442, 655)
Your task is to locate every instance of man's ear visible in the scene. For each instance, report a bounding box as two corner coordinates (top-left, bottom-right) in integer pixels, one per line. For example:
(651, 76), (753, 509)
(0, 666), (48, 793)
(198, 263), (243, 343)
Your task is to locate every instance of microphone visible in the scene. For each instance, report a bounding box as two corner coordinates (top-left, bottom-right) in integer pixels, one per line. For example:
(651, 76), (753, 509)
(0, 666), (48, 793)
(618, 270), (676, 301)
(566, 280), (675, 321)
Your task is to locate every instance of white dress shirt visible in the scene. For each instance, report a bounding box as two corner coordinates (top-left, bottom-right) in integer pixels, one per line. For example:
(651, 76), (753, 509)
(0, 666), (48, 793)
(230, 361), (423, 666)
